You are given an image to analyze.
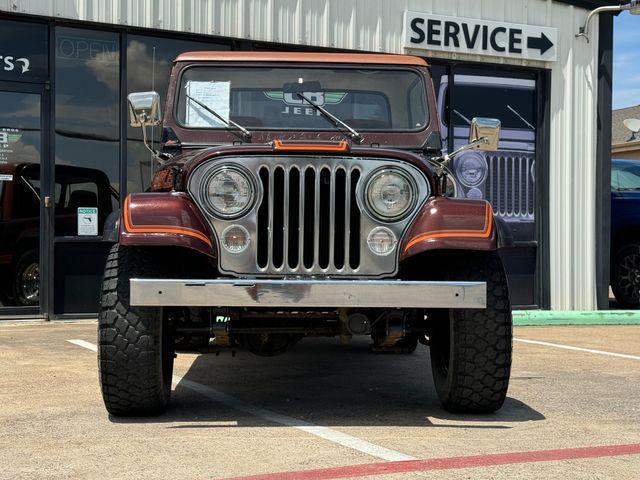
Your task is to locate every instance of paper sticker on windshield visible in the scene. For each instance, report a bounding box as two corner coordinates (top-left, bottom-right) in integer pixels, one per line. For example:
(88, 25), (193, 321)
(185, 81), (230, 127)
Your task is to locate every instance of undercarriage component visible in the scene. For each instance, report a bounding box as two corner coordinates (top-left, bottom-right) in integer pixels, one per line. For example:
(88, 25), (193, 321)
(370, 311), (419, 353)
(239, 333), (302, 357)
(346, 313), (371, 335)
(171, 308), (234, 352)
(209, 310), (232, 347)
(170, 306), (426, 355)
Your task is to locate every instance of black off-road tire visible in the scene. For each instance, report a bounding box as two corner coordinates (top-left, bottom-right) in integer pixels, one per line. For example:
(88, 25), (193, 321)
(429, 252), (512, 413)
(98, 243), (174, 416)
(611, 244), (640, 308)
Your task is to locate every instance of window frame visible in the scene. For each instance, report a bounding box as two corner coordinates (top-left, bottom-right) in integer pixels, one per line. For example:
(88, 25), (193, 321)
(173, 64), (430, 133)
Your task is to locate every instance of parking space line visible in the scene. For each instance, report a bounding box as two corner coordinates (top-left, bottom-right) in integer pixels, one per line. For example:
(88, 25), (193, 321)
(67, 339), (98, 352)
(66, 339), (415, 462)
(223, 443), (640, 480)
(514, 338), (640, 361)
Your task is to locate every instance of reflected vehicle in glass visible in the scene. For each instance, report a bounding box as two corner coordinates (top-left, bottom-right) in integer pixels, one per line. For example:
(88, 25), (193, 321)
(0, 163), (117, 306)
(438, 75), (536, 242)
(99, 52), (515, 417)
(611, 159), (640, 308)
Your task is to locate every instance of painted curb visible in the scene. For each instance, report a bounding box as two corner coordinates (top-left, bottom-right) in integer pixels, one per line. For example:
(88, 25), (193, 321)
(514, 310), (640, 326)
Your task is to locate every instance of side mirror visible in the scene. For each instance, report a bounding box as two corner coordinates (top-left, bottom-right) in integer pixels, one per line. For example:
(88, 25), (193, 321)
(469, 117), (501, 151)
(127, 91), (162, 127)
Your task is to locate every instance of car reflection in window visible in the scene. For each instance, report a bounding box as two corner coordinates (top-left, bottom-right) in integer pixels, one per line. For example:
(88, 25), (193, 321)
(0, 163), (118, 307)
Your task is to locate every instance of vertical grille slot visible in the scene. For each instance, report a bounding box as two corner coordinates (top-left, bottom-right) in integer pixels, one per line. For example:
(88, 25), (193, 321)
(318, 168), (331, 269)
(257, 167), (269, 268)
(255, 163), (362, 274)
(287, 167), (300, 269)
(487, 153), (534, 219)
(333, 168), (346, 270)
(303, 167), (316, 269)
(272, 167), (285, 269)
(349, 169), (361, 269)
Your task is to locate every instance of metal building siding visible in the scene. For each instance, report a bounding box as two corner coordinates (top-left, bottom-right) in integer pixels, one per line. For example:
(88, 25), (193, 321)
(0, 0), (601, 309)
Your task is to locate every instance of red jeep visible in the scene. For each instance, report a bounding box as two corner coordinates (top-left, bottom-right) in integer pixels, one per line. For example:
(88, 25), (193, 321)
(99, 52), (512, 416)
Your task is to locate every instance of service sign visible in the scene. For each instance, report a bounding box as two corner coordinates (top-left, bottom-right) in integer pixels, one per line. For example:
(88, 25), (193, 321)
(404, 12), (557, 62)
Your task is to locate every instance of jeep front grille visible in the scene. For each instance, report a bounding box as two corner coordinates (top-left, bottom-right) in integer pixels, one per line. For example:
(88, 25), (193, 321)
(487, 153), (535, 219)
(256, 164), (361, 273)
(188, 156), (430, 278)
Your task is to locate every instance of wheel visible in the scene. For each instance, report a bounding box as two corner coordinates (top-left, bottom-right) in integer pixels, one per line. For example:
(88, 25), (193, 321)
(429, 252), (512, 413)
(13, 249), (39, 306)
(98, 243), (174, 416)
(611, 244), (640, 308)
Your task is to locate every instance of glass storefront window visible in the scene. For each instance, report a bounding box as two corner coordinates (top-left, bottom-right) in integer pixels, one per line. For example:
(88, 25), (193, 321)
(126, 35), (230, 194)
(0, 91), (42, 308)
(54, 27), (120, 236)
(0, 19), (48, 83)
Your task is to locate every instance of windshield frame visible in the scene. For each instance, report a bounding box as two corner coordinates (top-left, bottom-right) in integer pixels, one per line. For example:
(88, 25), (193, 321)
(173, 64), (430, 134)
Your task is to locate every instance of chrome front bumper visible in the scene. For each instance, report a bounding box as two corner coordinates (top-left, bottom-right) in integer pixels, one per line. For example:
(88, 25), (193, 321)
(130, 279), (486, 309)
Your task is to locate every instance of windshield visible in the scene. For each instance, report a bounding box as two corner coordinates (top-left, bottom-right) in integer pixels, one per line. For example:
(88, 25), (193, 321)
(449, 85), (535, 130)
(612, 163), (640, 190)
(176, 66), (428, 132)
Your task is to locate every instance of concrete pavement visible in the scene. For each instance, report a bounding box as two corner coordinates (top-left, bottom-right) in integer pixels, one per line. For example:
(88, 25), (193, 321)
(1, 322), (639, 479)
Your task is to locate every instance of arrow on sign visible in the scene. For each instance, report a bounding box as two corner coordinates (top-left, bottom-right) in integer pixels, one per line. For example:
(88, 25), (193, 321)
(16, 58), (30, 73)
(527, 32), (553, 55)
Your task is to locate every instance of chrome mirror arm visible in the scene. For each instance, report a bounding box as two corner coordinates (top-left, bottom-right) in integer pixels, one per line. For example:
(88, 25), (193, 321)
(429, 137), (489, 189)
(445, 137), (490, 161)
(139, 112), (169, 166)
(433, 136), (489, 169)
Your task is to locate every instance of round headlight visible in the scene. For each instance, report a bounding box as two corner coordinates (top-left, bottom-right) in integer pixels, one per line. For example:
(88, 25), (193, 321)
(455, 152), (488, 187)
(365, 169), (415, 221)
(204, 166), (254, 218)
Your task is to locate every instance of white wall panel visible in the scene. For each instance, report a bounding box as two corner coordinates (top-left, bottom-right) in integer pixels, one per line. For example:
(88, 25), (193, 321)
(0, 0), (603, 309)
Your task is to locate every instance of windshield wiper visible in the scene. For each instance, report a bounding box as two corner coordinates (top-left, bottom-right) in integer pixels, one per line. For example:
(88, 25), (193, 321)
(452, 109), (472, 125)
(296, 92), (363, 143)
(507, 104), (535, 130)
(185, 94), (252, 140)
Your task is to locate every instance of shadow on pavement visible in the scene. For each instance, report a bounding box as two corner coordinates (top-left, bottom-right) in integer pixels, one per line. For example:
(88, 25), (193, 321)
(112, 337), (545, 428)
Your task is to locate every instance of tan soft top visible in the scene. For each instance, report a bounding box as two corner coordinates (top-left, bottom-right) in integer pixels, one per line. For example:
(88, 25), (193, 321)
(174, 51), (428, 66)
